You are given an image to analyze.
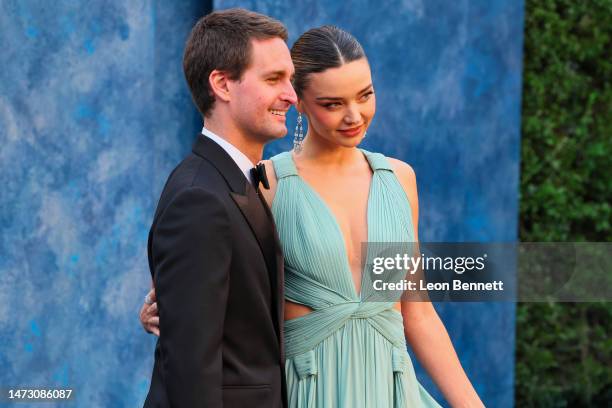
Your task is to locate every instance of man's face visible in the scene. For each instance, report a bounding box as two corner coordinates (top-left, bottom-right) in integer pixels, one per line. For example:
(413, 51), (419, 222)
(227, 37), (297, 143)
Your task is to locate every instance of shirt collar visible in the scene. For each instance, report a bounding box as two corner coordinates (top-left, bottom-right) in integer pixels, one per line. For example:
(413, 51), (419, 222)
(201, 126), (255, 184)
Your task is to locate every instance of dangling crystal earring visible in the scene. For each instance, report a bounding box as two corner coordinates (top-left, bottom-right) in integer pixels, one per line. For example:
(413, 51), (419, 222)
(293, 113), (305, 153)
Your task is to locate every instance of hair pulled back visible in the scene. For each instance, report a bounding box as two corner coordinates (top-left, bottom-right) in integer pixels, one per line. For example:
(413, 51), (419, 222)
(291, 26), (366, 97)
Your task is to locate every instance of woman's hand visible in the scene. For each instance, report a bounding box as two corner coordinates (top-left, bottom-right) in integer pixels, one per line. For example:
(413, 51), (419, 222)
(140, 287), (160, 336)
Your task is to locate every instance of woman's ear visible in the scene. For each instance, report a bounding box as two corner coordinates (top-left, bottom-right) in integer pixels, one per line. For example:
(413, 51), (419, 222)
(296, 99), (304, 114)
(208, 70), (231, 103)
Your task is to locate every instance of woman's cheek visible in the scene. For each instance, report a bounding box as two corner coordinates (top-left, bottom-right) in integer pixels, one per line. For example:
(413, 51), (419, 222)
(313, 110), (340, 134)
(365, 99), (376, 122)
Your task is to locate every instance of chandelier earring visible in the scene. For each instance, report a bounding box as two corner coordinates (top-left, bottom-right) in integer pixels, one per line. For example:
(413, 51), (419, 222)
(293, 113), (305, 153)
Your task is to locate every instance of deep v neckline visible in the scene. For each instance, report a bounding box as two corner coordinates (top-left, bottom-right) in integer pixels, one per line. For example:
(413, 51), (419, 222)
(289, 150), (375, 299)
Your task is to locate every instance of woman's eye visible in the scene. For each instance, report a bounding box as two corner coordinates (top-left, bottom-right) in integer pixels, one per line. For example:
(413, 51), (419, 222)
(322, 102), (341, 108)
(361, 91), (374, 100)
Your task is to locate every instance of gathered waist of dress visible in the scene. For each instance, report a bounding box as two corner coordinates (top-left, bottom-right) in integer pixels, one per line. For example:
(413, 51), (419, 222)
(283, 300), (406, 359)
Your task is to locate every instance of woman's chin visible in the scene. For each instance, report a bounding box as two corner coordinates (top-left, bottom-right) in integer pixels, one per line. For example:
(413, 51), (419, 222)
(342, 136), (365, 148)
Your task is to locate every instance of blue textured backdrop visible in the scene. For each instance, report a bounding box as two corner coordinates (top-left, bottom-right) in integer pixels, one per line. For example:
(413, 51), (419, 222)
(0, 0), (522, 406)
(0, 1), (209, 406)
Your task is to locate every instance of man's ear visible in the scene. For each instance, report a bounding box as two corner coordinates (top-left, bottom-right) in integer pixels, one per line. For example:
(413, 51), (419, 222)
(209, 70), (232, 102)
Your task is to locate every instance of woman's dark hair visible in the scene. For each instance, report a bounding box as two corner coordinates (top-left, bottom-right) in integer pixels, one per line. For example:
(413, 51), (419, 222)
(183, 8), (288, 117)
(291, 26), (366, 97)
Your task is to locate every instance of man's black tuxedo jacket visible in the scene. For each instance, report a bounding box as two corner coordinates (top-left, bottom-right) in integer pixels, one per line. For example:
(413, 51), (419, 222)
(144, 135), (286, 408)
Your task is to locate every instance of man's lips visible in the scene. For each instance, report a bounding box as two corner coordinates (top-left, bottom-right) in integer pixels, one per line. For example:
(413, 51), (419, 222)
(269, 109), (288, 117)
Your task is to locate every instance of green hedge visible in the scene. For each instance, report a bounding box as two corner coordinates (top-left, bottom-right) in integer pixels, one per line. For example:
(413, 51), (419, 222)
(517, 0), (611, 406)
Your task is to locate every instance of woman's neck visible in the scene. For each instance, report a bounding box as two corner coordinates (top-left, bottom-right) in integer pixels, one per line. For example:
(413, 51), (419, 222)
(297, 132), (362, 169)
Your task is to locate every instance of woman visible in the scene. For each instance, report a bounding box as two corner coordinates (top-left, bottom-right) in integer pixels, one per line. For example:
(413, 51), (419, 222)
(142, 26), (483, 407)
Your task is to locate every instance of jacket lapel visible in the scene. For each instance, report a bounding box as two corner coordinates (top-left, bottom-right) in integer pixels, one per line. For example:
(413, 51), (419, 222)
(192, 134), (248, 194)
(193, 135), (272, 263)
(229, 184), (275, 272)
(193, 134), (284, 342)
(258, 193), (286, 362)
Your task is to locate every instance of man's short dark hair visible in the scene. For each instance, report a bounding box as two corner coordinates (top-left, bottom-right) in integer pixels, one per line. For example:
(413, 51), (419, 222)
(183, 8), (288, 118)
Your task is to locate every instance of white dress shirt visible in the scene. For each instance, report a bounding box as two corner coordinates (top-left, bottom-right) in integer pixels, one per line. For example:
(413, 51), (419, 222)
(201, 126), (256, 185)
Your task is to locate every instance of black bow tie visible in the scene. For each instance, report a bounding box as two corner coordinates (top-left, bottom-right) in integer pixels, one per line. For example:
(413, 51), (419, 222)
(250, 162), (270, 190)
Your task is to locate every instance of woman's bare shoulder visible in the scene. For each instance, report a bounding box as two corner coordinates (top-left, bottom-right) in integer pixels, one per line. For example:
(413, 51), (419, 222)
(386, 157), (417, 189)
(386, 157), (419, 236)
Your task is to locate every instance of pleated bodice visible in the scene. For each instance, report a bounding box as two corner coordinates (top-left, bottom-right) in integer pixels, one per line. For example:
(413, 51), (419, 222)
(270, 150), (441, 407)
(271, 149), (415, 354)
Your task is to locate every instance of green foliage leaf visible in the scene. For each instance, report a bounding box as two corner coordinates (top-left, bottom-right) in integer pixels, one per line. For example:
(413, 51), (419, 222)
(517, 0), (612, 406)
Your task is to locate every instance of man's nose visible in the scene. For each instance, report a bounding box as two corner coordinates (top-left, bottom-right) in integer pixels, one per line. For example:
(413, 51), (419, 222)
(281, 80), (298, 105)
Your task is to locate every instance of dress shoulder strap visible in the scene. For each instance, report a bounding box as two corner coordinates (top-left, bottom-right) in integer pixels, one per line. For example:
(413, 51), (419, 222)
(272, 149), (394, 176)
(360, 149), (394, 172)
(270, 151), (298, 179)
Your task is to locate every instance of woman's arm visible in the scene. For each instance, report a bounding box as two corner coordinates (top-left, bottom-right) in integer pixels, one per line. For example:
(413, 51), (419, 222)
(401, 301), (483, 407)
(391, 158), (484, 408)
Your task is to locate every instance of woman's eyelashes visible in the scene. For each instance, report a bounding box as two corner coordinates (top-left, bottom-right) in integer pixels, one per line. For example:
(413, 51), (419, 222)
(322, 102), (341, 109)
(361, 90), (374, 100)
(321, 91), (374, 110)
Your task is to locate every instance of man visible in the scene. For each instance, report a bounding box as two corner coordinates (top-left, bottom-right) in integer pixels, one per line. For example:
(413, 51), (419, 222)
(143, 8), (296, 407)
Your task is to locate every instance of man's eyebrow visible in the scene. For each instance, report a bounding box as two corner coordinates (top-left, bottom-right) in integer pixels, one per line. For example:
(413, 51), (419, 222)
(262, 70), (291, 77)
(315, 83), (373, 101)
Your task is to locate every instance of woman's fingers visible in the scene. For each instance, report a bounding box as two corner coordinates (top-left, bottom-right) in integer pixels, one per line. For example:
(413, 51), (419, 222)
(146, 315), (160, 337)
(140, 286), (160, 336)
(140, 298), (160, 335)
(146, 305), (160, 336)
(140, 302), (149, 329)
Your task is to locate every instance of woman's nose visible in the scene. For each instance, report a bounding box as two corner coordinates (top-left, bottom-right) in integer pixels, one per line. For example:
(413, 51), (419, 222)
(344, 104), (361, 124)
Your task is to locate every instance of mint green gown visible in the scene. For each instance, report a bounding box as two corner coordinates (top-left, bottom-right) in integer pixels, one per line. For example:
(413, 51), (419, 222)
(270, 150), (442, 407)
